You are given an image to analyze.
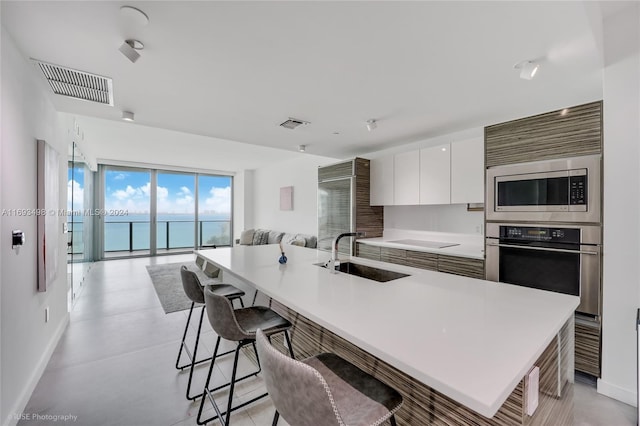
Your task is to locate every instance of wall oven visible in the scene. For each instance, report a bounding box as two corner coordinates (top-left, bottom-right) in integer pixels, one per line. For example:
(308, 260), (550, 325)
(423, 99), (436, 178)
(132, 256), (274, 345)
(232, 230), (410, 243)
(486, 155), (601, 223)
(486, 223), (601, 317)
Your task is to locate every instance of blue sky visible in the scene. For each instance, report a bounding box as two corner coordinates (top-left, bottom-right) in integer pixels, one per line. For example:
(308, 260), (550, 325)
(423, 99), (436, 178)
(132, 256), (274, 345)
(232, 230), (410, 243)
(68, 169), (232, 216)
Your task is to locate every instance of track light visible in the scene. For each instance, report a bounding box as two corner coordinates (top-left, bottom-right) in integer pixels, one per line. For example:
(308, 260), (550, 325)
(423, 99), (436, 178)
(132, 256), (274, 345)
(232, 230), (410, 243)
(366, 119), (377, 132)
(122, 111), (135, 122)
(514, 60), (540, 80)
(119, 39), (144, 63)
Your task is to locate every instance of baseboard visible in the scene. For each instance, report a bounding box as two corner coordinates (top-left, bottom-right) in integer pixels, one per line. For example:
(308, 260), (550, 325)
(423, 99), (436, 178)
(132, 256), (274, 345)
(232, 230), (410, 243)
(597, 377), (638, 407)
(3, 313), (70, 426)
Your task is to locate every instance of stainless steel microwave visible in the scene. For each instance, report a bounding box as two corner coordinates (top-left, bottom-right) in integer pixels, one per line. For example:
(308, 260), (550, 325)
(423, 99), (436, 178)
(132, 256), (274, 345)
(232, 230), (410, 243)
(486, 155), (601, 223)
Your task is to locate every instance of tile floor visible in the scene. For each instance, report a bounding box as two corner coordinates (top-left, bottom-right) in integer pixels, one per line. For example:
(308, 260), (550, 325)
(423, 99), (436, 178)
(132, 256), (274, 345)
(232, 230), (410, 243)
(19, 255), (637, 426)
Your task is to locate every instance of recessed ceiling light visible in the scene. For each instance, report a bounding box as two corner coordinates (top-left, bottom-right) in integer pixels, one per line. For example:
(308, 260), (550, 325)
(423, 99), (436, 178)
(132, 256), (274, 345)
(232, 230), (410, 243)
(366, 119), (377, 132)
(122, 111), (135, 122)
(298, 145), (306, 152)
(441, 147), (447, 152)
(514, 60), (540, 80)
(560, 108), (569, 116)
(120, 6), (149, 26)
(333, 132), (340, 135)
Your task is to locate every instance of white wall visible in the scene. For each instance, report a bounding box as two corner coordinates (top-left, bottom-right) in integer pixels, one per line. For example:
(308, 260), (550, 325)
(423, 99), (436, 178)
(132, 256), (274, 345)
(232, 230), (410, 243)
(599, 3), (640, 407)
(252, 154), (337, 236)
(1, 28), (70, 426)
(385, 204), (484, 235)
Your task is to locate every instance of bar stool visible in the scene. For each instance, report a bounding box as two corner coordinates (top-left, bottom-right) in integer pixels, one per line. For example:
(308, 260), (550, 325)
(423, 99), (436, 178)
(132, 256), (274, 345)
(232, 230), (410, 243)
(197, 288), (295, 426)
(175, 265), (245, 400)
(256, 329), (403, 426)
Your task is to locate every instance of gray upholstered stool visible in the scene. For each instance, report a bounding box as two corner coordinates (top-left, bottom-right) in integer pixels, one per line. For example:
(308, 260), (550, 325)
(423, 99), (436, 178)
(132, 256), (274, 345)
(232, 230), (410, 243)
(197, 288), (294, 426)
(256, 328), (403, 426)
(175, 265), (245, 400)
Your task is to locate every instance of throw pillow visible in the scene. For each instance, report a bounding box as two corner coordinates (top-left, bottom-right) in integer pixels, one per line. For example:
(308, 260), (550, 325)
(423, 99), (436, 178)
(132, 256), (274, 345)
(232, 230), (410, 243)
(239, 229), (255, 245)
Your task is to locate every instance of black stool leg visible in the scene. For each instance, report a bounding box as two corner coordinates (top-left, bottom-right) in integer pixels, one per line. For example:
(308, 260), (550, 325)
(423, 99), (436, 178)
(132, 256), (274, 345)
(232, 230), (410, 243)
(197, 339), (266, 426)
(175, 301), (196, 370)
(272, 411), (280, 426)
(185, 306), (206, 400)
(390, 415), (397, 426)
(283, 330), (295, 359)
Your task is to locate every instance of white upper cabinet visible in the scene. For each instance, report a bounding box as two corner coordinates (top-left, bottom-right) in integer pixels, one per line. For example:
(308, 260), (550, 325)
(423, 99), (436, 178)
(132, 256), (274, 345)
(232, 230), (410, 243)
(393, 150), (420, 205)
(450, 137), (485, 204)
(370, 155), (394, 206)
(419, 144), (451, 204)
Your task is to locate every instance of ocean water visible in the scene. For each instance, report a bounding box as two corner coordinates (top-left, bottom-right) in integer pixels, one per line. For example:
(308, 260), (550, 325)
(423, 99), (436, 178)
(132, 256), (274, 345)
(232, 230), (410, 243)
(69, 214), (231, 252)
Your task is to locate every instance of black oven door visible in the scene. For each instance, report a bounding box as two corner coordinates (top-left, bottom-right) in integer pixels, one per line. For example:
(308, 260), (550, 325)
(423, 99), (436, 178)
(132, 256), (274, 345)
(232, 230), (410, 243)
(498, 243), (580, 296)
(486, 240), (601, 316)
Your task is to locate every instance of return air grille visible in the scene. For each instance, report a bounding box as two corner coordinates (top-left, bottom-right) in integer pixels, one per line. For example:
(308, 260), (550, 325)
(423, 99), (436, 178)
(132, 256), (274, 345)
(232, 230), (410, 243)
(280, 118), (309, 130)
(32, 59), (114, 106)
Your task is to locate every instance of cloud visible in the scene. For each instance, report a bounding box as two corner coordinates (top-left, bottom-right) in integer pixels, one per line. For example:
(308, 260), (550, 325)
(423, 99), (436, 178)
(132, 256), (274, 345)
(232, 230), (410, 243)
(113, 173), (127, 180)
(202, 186), (231, 214)
(67, 179), (84, 210)
(178, 186), (191, 196)
(112, 185), (139, 200)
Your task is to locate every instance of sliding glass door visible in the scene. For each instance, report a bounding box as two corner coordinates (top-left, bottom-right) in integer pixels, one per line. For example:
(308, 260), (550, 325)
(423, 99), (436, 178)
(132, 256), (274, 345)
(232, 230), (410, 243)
(99, 166), (232, 258)
(103, 167), (152, 257)
(156, 172), (196, 253)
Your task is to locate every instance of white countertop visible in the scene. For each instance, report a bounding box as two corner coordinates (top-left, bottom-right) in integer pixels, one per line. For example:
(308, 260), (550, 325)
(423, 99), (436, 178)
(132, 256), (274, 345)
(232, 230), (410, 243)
(198, 245), (578, 418)
(357, 229), (485, 260)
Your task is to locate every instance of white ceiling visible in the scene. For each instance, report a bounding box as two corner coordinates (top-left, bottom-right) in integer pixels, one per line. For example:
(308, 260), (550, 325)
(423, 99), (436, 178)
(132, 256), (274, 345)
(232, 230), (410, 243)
(2, 1), (605, 163)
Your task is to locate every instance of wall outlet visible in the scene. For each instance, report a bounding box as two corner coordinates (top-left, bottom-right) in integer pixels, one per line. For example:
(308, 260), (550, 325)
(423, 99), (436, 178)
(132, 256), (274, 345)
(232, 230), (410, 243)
(45, 307), (49, 323)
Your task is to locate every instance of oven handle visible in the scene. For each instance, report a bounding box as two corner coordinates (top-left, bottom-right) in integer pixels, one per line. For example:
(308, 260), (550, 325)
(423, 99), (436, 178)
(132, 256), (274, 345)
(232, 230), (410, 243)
(489, 242), (599, 255)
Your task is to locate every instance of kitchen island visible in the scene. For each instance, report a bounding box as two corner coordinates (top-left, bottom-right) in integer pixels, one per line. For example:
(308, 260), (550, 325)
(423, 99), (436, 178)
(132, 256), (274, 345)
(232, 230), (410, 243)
(198, 244), (578, 425)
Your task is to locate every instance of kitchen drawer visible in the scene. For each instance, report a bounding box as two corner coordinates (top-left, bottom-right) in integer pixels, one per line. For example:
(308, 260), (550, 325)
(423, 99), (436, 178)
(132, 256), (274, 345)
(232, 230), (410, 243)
(356, 243), (381, 261)
(380, 247), (407, 266)
(437, 255), (485, 279)
(406, 250), (438, 271)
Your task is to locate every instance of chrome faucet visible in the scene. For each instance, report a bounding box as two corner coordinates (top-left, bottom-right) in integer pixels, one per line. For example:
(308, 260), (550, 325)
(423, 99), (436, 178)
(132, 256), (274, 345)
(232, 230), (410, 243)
(327, 232), (365, 272)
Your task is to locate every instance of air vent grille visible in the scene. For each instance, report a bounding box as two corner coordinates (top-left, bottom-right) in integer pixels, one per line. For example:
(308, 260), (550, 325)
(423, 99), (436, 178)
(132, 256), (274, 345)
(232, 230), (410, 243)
(32, 60), (114, 106)
(280, 118), (309, 130)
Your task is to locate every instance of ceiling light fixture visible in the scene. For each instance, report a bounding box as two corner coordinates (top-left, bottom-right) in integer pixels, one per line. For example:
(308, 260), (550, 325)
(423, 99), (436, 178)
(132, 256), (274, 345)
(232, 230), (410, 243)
(514, 60), (540, 80)
(298, 145), (306, 152)
(122, 111), (135, 122)
(120, 6), (149, 26)
(366, 119), (377, 132)
(119, 39), (144, 63)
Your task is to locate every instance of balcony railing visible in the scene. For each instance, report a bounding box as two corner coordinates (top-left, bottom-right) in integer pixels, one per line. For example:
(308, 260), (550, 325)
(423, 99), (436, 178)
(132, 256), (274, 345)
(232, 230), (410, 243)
(104, 220), (231, 252)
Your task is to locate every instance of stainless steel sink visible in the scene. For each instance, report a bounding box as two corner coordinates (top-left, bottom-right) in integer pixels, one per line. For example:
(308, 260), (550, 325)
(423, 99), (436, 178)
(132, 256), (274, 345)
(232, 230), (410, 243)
(315, 261), (409, 282)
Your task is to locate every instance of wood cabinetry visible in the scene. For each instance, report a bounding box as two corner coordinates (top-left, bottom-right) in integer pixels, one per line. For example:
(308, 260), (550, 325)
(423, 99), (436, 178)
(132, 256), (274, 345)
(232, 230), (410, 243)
(393, 150), (420, 205)
(485, 101), (602, 167)
(419, 144), (450, 205)
(355, 243), (381, 261)
(356, 242), (484, 279)
(437, 254), (484, 279)
(575, 316), (601, 377)
(451, 137), (484, 204)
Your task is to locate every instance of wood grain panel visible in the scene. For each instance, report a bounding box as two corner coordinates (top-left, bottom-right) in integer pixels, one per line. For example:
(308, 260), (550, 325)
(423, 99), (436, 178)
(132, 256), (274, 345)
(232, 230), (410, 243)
(355, 243), (381, 261)
(270, 300), (574, 426)
(380, 247), (407, 266)
(354, 158), (384, 239)
(485, 101), (602, 167)
(575, 317), (601, 377)
(438, 254), (485, 279)
(405, 250), (438, 271)
(318, 160), (354, 181)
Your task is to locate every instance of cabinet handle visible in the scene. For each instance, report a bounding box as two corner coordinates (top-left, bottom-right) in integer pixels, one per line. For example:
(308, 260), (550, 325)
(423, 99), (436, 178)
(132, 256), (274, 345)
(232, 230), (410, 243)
(491, 243), (598, 255)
